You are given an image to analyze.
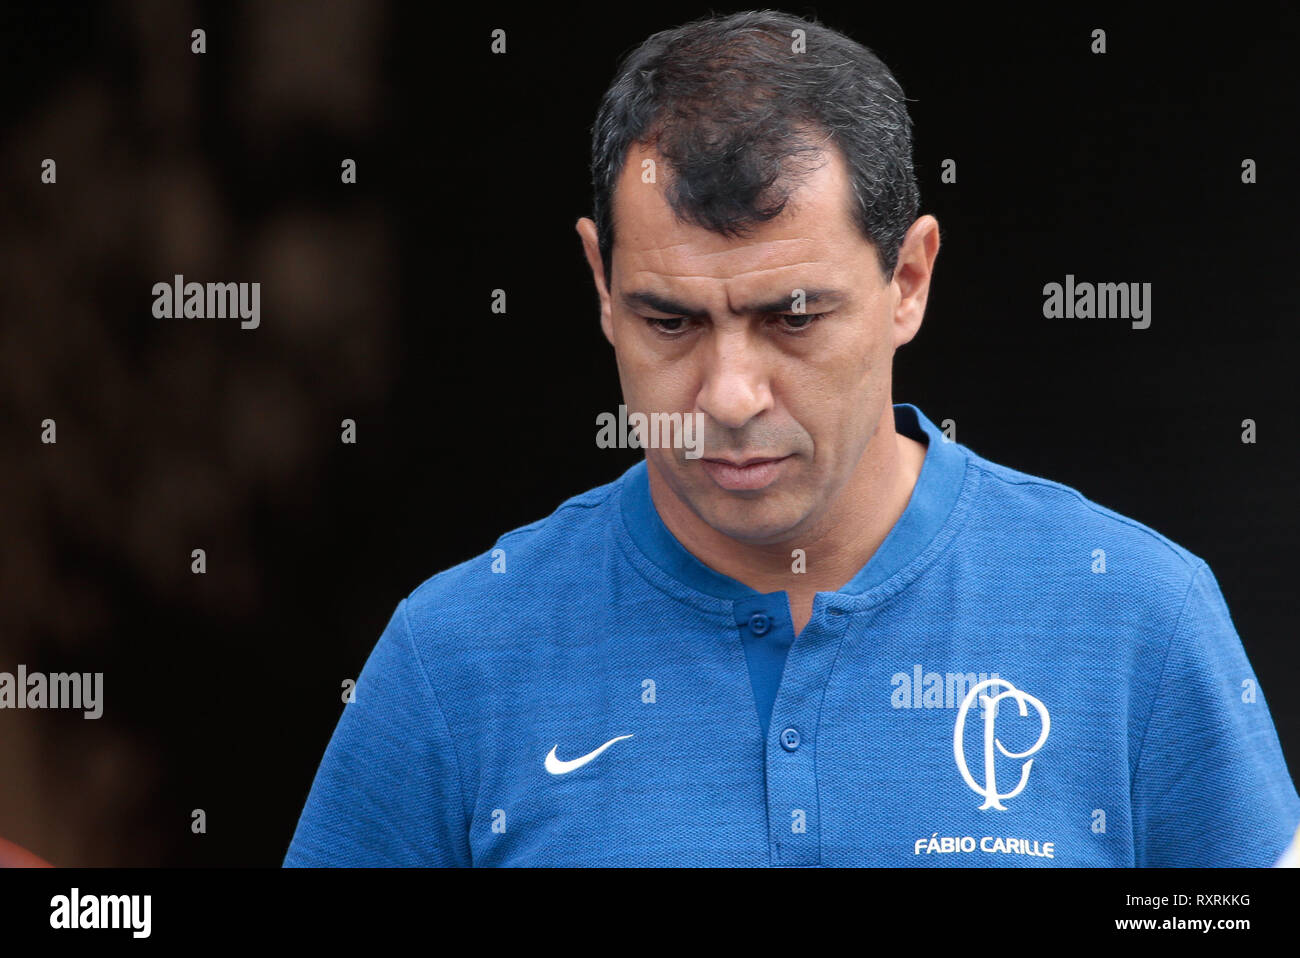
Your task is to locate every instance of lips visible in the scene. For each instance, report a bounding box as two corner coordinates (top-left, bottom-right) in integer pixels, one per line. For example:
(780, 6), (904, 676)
(702, 456), (785, 468)
(699, 454), (791, 491)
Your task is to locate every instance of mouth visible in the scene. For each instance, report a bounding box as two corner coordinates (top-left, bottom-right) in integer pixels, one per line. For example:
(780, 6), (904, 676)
(704, 455), (785, 468)
(699, 455), (791, 491)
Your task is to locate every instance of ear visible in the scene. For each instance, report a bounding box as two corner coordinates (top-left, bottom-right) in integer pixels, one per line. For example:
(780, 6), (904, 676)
(576, 217), (614, 345)
(890, 214), (940, 349)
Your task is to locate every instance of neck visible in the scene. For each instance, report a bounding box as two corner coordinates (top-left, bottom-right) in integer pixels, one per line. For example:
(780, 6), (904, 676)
(647, 405), (926, 598)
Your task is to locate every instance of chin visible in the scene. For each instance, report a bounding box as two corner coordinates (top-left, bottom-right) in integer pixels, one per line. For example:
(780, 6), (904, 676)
(697, 497), (806, 545)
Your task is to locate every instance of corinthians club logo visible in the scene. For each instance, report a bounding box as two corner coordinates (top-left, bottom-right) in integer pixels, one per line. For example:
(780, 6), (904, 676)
(953, 678), (1050, 810)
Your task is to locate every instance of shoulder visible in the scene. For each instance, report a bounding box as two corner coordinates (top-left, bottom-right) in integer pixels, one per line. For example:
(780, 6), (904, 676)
(957, 444), (1207, 611)
(400, 467), (629, 633)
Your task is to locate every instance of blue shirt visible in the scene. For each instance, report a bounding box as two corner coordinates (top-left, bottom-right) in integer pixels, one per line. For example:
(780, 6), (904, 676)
(284, 404), (1300, 867)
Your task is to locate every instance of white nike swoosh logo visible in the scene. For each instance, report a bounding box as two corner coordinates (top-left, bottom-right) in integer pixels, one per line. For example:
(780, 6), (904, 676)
(544, 734), (634, 775)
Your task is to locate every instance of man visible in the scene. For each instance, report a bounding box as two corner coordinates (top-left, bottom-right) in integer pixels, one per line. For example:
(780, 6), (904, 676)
(284, 10), (1300, 867)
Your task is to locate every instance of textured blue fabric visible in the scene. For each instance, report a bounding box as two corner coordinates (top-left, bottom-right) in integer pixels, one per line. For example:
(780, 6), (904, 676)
(284, 404), (1300, 867)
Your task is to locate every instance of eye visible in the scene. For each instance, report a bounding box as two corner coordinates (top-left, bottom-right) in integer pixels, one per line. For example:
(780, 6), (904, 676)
(773, 311), (830, 332)
(641, 312), (830, 337)
(644, 316), (694, 335)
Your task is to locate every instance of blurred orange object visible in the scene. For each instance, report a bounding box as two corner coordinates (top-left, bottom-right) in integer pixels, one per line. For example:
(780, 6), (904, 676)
(0, 836), (52, 867)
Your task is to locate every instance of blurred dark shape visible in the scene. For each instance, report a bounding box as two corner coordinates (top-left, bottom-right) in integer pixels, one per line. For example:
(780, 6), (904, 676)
(0, 0), (393, 865)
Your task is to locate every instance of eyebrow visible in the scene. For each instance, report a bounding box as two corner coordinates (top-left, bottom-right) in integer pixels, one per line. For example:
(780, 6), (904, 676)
(622, 287), (844, 316)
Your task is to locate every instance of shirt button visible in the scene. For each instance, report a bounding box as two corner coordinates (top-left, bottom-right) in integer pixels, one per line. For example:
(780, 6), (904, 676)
(780, 727), (801, 751)
(749, 613), (771, 635)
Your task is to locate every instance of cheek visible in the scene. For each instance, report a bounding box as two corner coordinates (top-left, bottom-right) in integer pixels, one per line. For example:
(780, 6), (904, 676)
(802, 324), (880, 398)
(787, 328), (889, 439)
(840, 316), (896, 404)
(612, 324), (655, 383)
(615, 345), (692, 414)
(630, 348), (696, 396)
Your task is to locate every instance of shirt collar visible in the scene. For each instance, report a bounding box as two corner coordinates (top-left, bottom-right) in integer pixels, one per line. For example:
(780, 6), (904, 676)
(616, 403), (969, 601)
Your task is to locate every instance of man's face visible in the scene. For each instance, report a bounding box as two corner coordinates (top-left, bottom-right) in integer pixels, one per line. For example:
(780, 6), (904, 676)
(580, 141), (929, 546)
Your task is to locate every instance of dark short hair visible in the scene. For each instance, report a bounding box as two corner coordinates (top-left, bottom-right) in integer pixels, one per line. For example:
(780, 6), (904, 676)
(589, 9), (920, 290)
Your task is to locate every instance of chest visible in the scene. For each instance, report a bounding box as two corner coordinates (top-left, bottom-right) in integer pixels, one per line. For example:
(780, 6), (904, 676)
(456, 619), (1136, 866)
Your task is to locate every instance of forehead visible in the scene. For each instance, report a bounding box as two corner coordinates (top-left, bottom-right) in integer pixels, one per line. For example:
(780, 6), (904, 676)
(610, 140), (875, 296)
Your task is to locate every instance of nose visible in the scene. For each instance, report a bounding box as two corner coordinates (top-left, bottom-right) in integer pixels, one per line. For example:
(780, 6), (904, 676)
(695, 327), (773, 431)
